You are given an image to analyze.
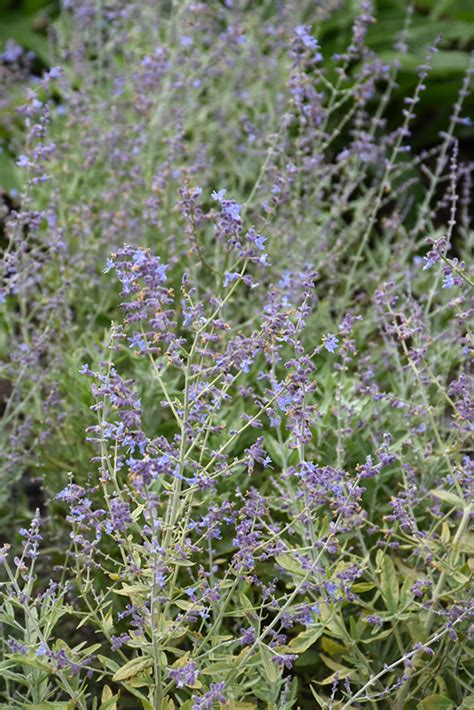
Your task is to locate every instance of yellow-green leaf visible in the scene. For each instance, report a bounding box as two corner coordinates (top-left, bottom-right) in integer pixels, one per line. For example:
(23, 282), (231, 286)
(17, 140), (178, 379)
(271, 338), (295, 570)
(279, 626), (323, 654)
(313, 667), (353, 685)
(418, 694), (454, 709)
(321, 637), (349, 656)
(113, 584), (149, 597)
(101, 685), (113, 703)
(99, 685), (119, 710)
(112, 656), (153, 682)
(352, 582), (375, 593)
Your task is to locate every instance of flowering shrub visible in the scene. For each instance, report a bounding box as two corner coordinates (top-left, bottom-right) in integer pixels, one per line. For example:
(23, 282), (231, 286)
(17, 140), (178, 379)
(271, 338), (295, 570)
(0, 2), (473, 709)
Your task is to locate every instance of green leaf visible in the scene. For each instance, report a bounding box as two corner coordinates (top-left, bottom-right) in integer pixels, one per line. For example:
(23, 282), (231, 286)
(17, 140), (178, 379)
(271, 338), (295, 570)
(98, 655), (120, 673)
(279, 626), (323, 654)
(352, 582), (376, 593)
(25, 704), (75, 710)
(239, 592), (258, 620)
(0, 11), (49, 64)
(201, 659), (235, 675)
(377, 50), (471, 77)
(359, 628), (393, 643)
(431, 490), (465, 509)
(418, 694), (454, 709)
(313, 666), (354, 685)
(9, 654), (51, 673)
(408, 618), (428, 645)
(263, 433), (285, 467)
(260, 645), (279, 683)
(0, 151), (20, 191)
(99, 685), (119, 710)
(380, 555), (399, 612)
(112, 656), (153, 682)
(321, 637), (349, 656)
(113, 583), (149, 597)
(275, 554), (305, 576)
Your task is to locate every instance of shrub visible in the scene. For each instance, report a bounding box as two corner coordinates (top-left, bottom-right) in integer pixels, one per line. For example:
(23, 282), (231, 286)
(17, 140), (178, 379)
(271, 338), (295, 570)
(0, 2), (473, 708)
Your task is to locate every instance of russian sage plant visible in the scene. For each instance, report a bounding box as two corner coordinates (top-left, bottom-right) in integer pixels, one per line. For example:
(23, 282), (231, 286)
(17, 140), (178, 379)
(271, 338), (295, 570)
(0, 1), (473, 708)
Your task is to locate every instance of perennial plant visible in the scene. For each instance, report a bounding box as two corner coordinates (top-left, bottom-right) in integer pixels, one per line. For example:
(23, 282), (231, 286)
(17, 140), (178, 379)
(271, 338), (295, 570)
(0, 2), (473, 708)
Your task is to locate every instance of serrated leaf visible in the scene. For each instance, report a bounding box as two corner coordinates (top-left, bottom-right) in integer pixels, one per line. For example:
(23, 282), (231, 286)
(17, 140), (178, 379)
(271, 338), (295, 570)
(112, 656), (153, 682)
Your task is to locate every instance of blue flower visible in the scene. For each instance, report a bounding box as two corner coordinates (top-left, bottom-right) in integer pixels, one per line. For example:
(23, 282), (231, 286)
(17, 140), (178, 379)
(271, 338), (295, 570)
(211, 189), (226, 202)
(323, 334), (339, 353)
(16, 155), (30, 168)
(224, 271), (240, 288)
(37, 642), (49, 656)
